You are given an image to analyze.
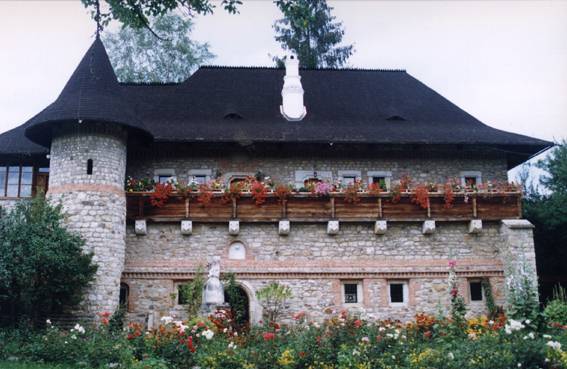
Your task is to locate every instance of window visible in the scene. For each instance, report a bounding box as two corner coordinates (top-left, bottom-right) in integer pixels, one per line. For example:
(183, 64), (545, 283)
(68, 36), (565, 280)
(188, 169), (212, 185)
(460, 171), (482, 187)
(469, 281), (483, 302)
(367, 171), (392, 191)
(228, 241), (246, 260)
(294, 170), (332, 189)
(1, 166), (33, 198)
(87, 159), (93, 175)
(119, 283), (129, 309)
(177, 283), (189, 305)
(342, 281), (362, 304)
(388, 281), (408, 305)
(154, 169), (176, 184)
(338, 170), (362, 187)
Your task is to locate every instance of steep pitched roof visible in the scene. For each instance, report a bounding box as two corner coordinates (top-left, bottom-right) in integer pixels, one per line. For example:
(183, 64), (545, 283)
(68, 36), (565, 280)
(23, 37), (152, 146)
(0, 38), (553, 165)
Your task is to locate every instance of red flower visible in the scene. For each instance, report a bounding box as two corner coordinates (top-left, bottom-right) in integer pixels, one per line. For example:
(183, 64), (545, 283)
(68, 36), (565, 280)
(423, 331), (432, 339)
(262, 332), (276, 341)
(299, 351), (306, 358)
(187, 336), (196, 353)
(376, 335), (383, 343)
(354, 319), (362, 328)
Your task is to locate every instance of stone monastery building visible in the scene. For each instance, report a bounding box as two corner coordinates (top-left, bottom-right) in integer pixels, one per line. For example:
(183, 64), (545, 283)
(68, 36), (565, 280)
(0, 37), (553, 325)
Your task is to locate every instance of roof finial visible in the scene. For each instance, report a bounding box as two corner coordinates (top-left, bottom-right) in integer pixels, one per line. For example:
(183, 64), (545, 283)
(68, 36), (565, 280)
(95, 0), (102, 39)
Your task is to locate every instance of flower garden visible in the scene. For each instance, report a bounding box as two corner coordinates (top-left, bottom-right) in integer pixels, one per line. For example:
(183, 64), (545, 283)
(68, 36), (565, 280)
(1, 308), (566, 369)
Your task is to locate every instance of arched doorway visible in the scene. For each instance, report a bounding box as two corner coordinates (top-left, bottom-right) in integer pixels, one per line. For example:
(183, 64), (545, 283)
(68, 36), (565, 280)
(224, 285), (250, 328)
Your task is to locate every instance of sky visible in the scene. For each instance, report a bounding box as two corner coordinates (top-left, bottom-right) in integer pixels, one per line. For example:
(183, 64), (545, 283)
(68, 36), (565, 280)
(0, 1), (566, 179)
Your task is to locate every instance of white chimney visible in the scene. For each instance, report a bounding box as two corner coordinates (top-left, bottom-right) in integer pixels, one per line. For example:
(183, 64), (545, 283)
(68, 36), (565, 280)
(280, 55), (307, 121)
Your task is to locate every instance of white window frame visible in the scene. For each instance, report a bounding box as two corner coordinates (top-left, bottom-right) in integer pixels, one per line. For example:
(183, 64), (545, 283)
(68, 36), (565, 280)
(154, 169), (176, 184)
(388, 280), (409, 306)
(468, 279), (484, 302)
(367, 171), (392, 191)
(338, 170), (362, 186)
(188, 169), (212, 185)
(341, 280), (363, 305)
(294, 170), (332, 189)
(460, 171), (482, 187)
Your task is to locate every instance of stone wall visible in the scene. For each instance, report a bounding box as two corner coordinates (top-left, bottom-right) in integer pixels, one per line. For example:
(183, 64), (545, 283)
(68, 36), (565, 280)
(127, 149), (508, 186)
(0, 199), (20, 213)
(48, 123), (128, 316)
(122, 221), (508, 324)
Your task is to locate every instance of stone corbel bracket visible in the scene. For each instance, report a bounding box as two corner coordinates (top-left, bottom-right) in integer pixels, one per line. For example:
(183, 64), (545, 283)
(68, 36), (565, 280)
(181, 220), (193, 235)
(135, 219), (147, 235)
(229, 220), (240, 235)
(422, 220), (436, 235)
(278, 220), (290, 236)
(374, 220), (387, 235)
(327, 220), (340, 235)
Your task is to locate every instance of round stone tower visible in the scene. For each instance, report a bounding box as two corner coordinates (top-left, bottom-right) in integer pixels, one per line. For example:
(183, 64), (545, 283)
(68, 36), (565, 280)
(48, 123), (127, 314)
(23, 37), (151, 317)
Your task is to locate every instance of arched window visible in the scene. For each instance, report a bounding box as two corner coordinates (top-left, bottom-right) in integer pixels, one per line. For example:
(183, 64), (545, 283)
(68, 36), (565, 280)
(228, 241), (246, 260)
(87, 159), (93, 175)
(119, 282), (129, 309)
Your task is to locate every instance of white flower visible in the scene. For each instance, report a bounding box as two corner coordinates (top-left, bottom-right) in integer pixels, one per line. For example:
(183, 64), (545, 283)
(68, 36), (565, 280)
(352, 349), (360, 356)
(46, 319), (52, 325)
(448, 352), (455, 360)
(228, 342), (237, 350)
(160, 316), (173, 325)
(543, 334), (552, 339)
(379, 327), (386, 332)
(202, 329), (214, 340)
(361, 336), (370, 343)
(546, 341), (562, 351)
(528, 332), (535, 339)
(505, 319), (524, 334)
(525, 319), (531, 324)
(72, 324), (85, 334)
(517, 363), (521, 367)
(488, 320), (494, 325)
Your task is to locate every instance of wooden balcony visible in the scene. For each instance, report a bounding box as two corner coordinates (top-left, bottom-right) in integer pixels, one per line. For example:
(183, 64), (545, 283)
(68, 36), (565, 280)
(126, 191), (522, 223)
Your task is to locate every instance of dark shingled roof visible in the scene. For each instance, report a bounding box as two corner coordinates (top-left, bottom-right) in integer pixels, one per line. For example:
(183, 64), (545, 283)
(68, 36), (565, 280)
(0, 38), (552, 163)
(23, 37), (152, 147)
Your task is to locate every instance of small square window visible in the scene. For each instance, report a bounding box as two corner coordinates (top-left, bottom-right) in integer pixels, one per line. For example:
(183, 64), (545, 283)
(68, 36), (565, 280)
(464, 176), (477, 186)
(343, 282), (360, 304)
(388, 281), (408, 305)
(469, 281), (483, 301)
(343, 176), (356, 186)
(158, 175), (173, 184)
(193, 175), (207, 185)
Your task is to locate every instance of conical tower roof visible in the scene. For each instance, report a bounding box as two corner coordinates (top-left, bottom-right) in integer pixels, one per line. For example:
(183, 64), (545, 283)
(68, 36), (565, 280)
(24, 37), (151, 146)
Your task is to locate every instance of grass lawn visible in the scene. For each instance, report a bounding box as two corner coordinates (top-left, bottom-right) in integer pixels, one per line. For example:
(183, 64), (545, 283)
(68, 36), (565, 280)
(0, 362), (84, 369)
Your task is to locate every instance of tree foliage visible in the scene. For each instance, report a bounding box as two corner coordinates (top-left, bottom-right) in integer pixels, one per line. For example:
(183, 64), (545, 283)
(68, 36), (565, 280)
(522, 140), (567, 300)
(272, 0), (354, 68)
(256, 282), (292, 324)
(81, 0), (241, 34)
(0, 197), (97, 326)
(104, 13), (214, 83)
(178, 266), (205, 318)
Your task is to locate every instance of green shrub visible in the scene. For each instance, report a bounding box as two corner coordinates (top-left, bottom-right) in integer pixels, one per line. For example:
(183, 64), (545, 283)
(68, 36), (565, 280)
(0, 197), (97, 326)
(545, 286), (567, 325)
(178, 266), (205, 318)
(256, 282), (292, 323)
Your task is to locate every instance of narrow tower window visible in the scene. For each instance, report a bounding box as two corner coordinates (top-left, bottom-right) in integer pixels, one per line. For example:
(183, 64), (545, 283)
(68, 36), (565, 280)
(87, 159), (93, 175)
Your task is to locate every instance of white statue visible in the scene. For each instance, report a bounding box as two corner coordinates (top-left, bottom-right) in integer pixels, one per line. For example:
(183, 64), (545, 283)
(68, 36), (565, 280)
(204, 256), (224, 305)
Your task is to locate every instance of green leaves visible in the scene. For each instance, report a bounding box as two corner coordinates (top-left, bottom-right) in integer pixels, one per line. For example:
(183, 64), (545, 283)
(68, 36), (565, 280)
(103, 13), (214, 83)
(0, 197), (97, 326)
(273, 0), (354, 69)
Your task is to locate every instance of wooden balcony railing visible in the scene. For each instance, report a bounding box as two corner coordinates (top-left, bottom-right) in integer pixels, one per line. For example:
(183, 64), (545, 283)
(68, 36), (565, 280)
(126, 191), (522, 223)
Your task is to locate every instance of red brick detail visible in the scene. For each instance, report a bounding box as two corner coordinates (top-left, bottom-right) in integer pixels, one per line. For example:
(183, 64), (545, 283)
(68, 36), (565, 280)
(332, 279), (342, 305)
(48, 183), (124, 196)
(362, 279), (371, 308)
(378, 279), (389, 307)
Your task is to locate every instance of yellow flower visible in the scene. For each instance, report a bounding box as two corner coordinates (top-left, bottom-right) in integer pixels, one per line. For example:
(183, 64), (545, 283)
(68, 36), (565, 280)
(278, 349), (296, 367)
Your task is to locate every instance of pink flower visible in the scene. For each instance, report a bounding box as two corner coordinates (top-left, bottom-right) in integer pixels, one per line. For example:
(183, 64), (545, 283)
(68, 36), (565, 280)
(448, 260), (457, 268)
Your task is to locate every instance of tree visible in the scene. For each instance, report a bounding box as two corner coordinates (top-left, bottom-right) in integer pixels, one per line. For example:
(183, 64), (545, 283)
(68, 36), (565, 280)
(272, 0), (354, 68)
(522, 140), (567, 301)
(104, 14), (214, 83)
(81, 0), (241, 34)
(0, 196), (97, 326)
(256, 282), (292, 324)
